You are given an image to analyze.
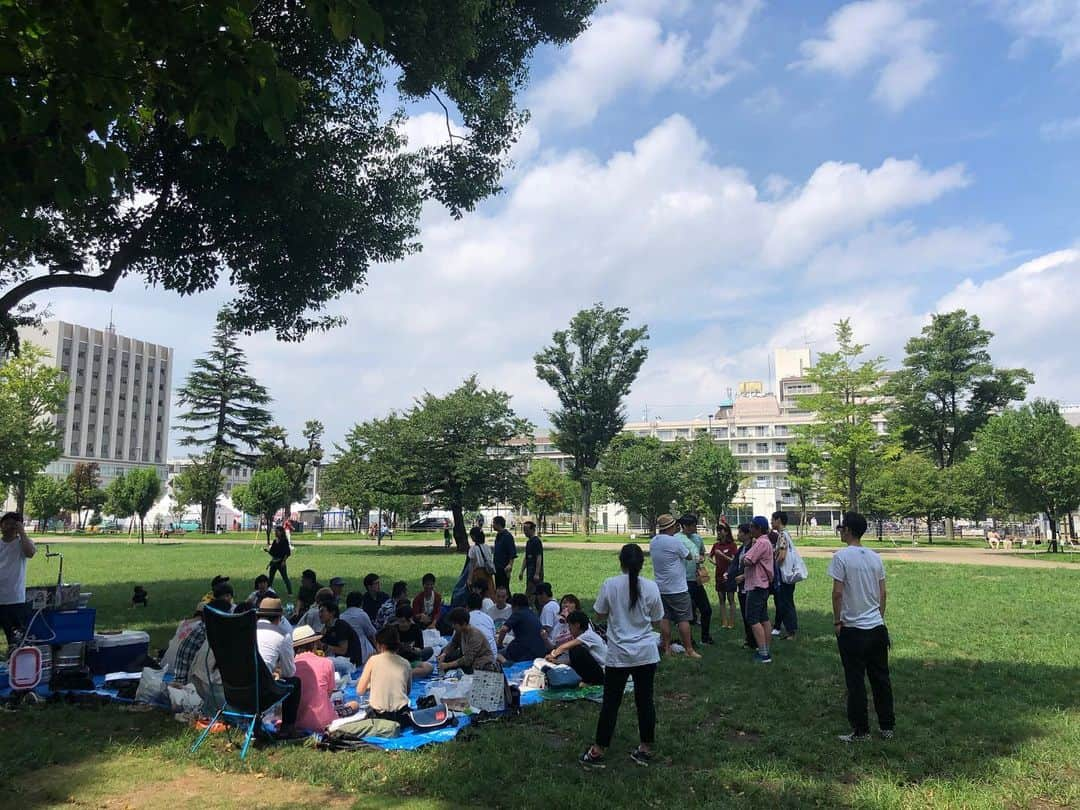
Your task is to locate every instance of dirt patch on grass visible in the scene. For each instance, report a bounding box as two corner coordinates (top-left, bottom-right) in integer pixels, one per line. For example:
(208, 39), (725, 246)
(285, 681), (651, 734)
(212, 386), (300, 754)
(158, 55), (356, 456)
(10, 758), (355, 810)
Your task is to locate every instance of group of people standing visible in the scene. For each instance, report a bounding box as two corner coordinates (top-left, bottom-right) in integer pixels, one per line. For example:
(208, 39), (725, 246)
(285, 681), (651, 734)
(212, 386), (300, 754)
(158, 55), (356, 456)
(579, 509), (894, 767)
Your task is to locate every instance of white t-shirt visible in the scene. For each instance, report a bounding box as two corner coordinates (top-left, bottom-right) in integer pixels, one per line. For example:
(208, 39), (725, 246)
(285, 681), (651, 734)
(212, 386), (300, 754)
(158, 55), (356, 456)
(485, 602), (513, 623)
(0, 536), (31, 605)
(649, 533), (692, 595)
(256, 619), (296, 677)
(538, 600), (560, 636)
(594, 573), (663, 668)
(827, 545), (886, 630)
(577, 627), (608, 666)
(469, 609), (498, 659)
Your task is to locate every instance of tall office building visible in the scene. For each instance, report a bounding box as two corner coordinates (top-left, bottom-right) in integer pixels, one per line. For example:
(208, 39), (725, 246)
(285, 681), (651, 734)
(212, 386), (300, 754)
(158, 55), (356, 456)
(17, 320), (173, 483)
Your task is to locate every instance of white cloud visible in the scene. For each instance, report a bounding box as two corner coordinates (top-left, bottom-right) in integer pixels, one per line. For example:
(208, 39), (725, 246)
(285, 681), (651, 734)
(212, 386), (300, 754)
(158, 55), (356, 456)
(1040, 116), (1080, 141)
(33, 115), (997, 451)
(805, 221), (1010, 283)
(529, 13), (687, 127)
(797, 0), (941, 111)
(988, 0), (1080, 61)
(685, 0), (763, 92)
(743, 86), (783, 115)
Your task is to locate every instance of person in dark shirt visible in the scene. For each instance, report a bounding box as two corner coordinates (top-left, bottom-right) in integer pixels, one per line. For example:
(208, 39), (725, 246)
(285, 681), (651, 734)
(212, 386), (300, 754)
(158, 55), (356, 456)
(519, 521), (544, 607)
(319, 601), (364, 666)
(497, 593), (547, 663)
(297, 569), (322, 607)
(360, 572), (388, 621)
(491, 516), (517, 591)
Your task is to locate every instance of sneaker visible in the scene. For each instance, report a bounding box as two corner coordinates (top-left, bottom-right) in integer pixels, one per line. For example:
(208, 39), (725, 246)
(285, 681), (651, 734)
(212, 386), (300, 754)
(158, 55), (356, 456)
(753, 651), (773, 664)
(837, 732), (871, 743)
(771, 629), (781, 636)
(879, 729), (894, 740)
(630, 748), (653, 766)
(579, 749), (606, 769)
(700, 637), (715, 645)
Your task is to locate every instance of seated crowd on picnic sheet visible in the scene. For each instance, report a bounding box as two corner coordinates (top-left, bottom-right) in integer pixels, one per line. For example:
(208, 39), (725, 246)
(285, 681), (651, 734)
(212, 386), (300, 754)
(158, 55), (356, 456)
(4, 510), (894, 763)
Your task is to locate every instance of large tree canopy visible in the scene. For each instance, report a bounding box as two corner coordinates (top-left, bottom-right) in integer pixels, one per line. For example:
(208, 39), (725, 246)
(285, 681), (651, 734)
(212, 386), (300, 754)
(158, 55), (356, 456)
(1, 1), (599, 348)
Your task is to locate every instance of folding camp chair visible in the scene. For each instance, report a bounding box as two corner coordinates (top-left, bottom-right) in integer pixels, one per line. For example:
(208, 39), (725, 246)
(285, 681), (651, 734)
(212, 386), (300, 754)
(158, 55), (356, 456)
(190, 606), (293, 760)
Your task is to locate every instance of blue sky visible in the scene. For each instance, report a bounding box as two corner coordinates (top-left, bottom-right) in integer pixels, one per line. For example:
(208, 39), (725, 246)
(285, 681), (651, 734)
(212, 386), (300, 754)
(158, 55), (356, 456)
(36, 0), (1080, 452)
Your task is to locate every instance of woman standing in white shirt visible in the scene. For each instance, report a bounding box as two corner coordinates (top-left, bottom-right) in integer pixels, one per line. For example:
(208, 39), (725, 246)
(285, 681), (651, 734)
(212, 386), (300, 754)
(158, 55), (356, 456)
(580, 543), (663, 769)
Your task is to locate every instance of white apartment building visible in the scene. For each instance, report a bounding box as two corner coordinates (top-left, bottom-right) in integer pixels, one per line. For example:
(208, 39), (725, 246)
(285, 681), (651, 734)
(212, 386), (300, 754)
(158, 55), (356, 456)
(531, 348), (888, 526)
(17, 320), (173, 483)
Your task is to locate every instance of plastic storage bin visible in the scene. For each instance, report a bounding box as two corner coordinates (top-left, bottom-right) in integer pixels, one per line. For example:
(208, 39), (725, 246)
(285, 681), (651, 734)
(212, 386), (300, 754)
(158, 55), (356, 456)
(87, 630), (150, 675)
(26, 608), (96, 644)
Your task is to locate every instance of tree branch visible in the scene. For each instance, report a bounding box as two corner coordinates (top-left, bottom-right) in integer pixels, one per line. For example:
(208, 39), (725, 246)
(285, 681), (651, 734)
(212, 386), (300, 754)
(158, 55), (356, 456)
(428, 90), (469, 147)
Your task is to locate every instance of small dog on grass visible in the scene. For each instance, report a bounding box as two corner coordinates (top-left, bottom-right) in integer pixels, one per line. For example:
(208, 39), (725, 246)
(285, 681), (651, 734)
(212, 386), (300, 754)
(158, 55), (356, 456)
(131, 586), (149, 607)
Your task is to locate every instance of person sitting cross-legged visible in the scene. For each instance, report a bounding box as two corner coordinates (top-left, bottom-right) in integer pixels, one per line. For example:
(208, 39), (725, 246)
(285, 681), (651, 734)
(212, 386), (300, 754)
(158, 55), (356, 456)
(411, 573), (443, 628)
(355, 625), (413, 726)
(438, 607), (498, 673)
(546, 610), (607, 686)
(497, 593), (548, 663)
(319, 600), (365, 669)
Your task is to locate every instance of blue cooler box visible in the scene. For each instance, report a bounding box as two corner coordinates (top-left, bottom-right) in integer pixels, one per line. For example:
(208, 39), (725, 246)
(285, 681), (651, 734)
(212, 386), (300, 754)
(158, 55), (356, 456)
(26, 608), (96, 644)
(87, 631), (150, 675)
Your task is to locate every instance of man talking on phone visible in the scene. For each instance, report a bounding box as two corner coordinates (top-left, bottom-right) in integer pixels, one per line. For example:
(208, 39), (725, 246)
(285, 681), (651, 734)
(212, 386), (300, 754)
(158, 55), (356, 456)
(0, 512), (36, 647)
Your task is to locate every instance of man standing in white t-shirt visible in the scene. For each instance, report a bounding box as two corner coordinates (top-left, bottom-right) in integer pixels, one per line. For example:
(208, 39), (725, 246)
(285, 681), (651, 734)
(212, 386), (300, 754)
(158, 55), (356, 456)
(648, 514), (701, 659)
(828, 511), (895, 743)
(0, 512), (36, 647)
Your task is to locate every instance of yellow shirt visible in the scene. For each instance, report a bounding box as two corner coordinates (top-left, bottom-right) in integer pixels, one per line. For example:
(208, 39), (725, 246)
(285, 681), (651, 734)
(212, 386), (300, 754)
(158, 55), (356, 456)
(361, 652), (412, 713)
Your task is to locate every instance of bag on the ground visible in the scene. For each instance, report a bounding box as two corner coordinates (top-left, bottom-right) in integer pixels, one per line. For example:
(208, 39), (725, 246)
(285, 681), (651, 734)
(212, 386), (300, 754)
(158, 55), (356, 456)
(780, 541), (808, 584)
(519, 667), (547, 691)
(167, 682), (203, 714)
(543, 665), (581, 690)
(468, 668), (507, 712)
(134, 666), (168, 705)
(409, 703), (455, 730)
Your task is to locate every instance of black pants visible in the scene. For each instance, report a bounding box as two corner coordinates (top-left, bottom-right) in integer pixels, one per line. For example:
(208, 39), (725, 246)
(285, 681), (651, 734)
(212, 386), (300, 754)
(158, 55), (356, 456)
(568, 644), (605, 686)
(736, 591), (754, 647)
(837, 626), (895, 734)
(595, 663), (656, 748)
(773, 581), (798, 634)
(277, 676), (302, 726)
(0, 602), (29, 647)
(268, 560), (292, 595)
(494, 569), (510, 591)
(687, 580), (712, 640)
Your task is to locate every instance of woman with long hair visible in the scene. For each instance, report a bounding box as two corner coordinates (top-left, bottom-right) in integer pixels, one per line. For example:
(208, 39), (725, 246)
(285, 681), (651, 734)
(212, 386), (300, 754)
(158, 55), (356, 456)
(467, 526), (496, 597)
(709, 523), (739, 629)
(580, 543), (664, 769)
(266, 525), (293, 595)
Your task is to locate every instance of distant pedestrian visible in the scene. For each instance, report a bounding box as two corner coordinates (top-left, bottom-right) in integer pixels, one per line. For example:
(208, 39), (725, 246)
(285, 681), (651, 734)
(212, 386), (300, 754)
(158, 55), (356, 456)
(771, 511), (798, 640)
(519, 521), (544, 607)
(742, 516), (775, 664)
(830, 511), (895, 743)
(443, 526), (452, 549)
(649, 514), (701, 659)
(491, 516), (517, 591)
(676, 514), (713, 645)
(265, 526), (293, 595)
(579, 543), (663, 769)
(467, 526), (496, 598)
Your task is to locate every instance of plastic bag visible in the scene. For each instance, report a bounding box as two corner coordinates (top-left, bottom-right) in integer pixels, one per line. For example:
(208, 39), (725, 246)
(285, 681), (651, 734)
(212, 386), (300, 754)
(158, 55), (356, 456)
(167, 683), (203, 714)
(134, 666), (168, 705)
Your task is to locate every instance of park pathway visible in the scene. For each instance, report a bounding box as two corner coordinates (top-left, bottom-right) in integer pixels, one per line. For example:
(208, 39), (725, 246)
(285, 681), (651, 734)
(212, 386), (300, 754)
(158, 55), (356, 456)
(38, 535), (1080, 570)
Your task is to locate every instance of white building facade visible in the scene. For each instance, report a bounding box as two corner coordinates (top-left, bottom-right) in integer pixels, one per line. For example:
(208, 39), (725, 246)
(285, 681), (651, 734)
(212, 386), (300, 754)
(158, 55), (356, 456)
(18, 320), (173, 483)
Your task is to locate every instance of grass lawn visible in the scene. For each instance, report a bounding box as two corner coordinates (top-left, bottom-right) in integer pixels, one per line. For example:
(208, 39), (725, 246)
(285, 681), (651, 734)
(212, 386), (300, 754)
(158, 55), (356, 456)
(1, 543), (1077, 809)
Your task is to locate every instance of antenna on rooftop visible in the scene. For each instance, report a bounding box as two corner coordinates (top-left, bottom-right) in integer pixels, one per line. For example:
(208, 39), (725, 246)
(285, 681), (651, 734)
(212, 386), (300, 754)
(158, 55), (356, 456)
(106, 308), (116, 334)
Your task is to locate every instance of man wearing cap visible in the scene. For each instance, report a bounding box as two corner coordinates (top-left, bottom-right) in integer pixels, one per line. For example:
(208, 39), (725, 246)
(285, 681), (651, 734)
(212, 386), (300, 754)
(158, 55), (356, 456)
(255, 597), (303, 737)
(329, 576), (346, 601)
(0, 512), (36, 646)
(743, 517), (776, 663)
(649, 514), (701, 659)
(676, 514), (714, 645)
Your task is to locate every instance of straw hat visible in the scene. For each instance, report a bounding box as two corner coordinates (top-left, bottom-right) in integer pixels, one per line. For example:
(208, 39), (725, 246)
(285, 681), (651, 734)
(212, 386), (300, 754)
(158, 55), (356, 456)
(256, 597), (284, 617)
(292, 625), (322, 648)
(656, 514), (678, 531)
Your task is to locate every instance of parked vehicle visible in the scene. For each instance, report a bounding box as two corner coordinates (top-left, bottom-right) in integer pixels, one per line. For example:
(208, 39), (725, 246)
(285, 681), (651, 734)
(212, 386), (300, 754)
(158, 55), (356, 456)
(408, 517), (450, 532)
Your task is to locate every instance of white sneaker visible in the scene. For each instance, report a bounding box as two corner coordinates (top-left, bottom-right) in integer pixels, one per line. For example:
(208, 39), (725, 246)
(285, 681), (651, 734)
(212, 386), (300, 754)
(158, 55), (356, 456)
(771, 629), (781, 637)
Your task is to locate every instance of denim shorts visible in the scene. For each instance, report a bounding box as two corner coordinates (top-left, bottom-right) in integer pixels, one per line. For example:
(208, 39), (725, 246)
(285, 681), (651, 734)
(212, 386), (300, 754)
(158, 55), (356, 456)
(745, 588), (770, 625)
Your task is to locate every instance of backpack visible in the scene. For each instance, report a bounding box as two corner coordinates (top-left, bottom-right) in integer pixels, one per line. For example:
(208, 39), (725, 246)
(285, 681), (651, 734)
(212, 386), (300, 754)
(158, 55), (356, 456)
(543, 665), (581, 690)
(409, 704), (456, 730)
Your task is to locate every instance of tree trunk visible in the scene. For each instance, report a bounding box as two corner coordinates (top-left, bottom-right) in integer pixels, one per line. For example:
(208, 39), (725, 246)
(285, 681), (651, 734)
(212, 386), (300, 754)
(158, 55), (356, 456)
(1047, 511), (1059, 552)
(451, 502), (468, 552)
(945, 516), (955, 542)
(139, 515), (145, 544)
(848, 458), (858, 512)
(1069, 511), (1076, 541)
(581, 480), (592, 537)
(15, 481), (26, 516)
(927, 514), (933, 544)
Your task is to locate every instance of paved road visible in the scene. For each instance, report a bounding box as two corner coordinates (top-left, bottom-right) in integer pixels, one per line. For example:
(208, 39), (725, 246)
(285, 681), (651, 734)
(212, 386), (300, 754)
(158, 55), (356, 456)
(36, 535), (1080, 569)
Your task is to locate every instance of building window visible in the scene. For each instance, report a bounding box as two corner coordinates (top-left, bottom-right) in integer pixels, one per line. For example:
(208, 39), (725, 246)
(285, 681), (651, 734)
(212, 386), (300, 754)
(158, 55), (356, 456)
(739, 460), (749, 471)
(775, 442), (787, 453)
(712, 427), (728, 438)
(657, 430), (674, 440)
(675, 428), (690, 438)
(756, 459), (770, 470)
(755, 426), (768, 436)
(756, 442), (768, 453)
(737, 443), (749, 453)
(736, 427), (749, 437)
(755, 475), (770, 487)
